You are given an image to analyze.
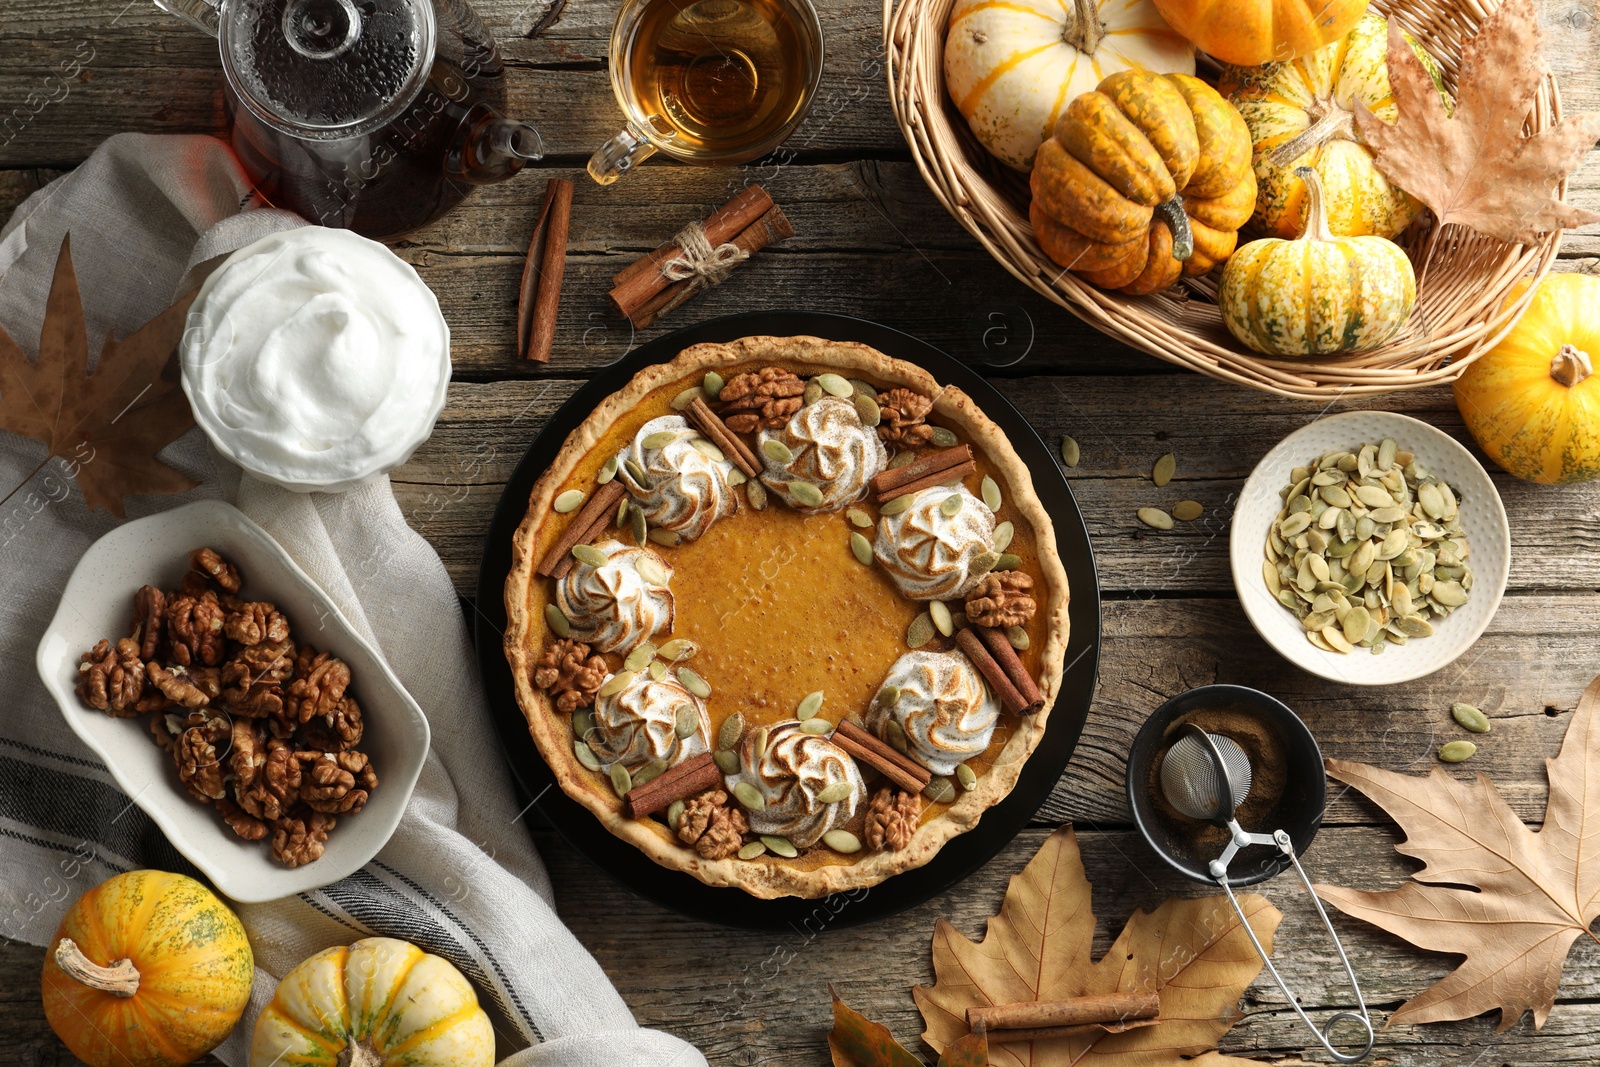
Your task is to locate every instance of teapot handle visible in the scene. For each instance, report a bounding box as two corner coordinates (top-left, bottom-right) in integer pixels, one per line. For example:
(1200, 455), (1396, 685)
(153, 0), (221, 35)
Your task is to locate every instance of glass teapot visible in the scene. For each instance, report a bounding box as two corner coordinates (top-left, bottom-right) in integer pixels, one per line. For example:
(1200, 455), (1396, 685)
(156, 0), (543, 238)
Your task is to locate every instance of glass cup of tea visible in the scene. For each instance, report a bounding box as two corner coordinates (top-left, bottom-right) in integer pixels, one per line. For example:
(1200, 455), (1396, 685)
(587, 0), (825, 184)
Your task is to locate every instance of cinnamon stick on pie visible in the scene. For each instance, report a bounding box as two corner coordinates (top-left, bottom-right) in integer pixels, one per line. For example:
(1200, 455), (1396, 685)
(624, 752), (721, 819)
(686, 396), (760, 478)
(833, 719), (932, 794)
(871, 445), (975, 503)
(954, 627), (1031, 716)
(973, 625), (1044, 713)
(535, 480), (628, 580)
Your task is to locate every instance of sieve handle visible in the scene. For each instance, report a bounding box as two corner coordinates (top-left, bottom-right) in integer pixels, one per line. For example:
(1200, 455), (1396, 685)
(1216, 831), (1375, 1063)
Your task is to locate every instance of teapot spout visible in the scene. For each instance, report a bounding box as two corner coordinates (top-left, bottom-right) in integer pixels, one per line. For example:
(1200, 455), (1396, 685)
(153, 0), (222, 35)
(452, 116), (545, 185)
(484, 120), (544, 163)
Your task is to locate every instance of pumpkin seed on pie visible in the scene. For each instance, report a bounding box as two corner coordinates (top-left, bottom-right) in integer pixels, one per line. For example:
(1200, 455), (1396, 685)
(702, 371), (725, 399)
(660, 639), (699, 664)
(816, 373), (853, 398)
(853, 393), (881, 426)
(907, 612), (935, 648)
(609, 763), (633, 797)
(801, 717), (833, 734)
(762, 439), (794, 463)
(880, 494), (913, 516)
(993, 520), (1014, 551)
(956, 764), (978, 790)
(571, 544), (608, 568)
(816, 780), (853, 804)
(846, 507), (873, 528)
(941, 494), (964, 517)
(929, 426), (959, 448)
(635, 556), (669, 586)
(545, 603), (572, 638)
(761, 835), (799, 858)
(599, 670), (636, 697)
(738, 841), (767, 860)
(670, 386), (704, 410)
(630, 506), (648, 546)
(574, 739), (602, 771)
(553, 489), (585, 513)
(673, 704), (698, 739)
(667, 799), (685, 830)
(980, 475), (1002, 512)
(930, 600), (954, 637)
(746, 479), (768, 510)
(717, 711), (746, 751)
(733, 782), (766, 811)
(789, 480), (825, 507)
(714, 750), (740, 774)
(633, 759), (668, 787)
(596, 455), (618, 484)
(641, 430), (678, 450)
(823, 830), (861, 853)
(677, 667), (711, 698)
(647, 528), (681, 548)
(690, 438), (725, 462)
(797, 690), (825, 718)
(624, 642), (657, 672)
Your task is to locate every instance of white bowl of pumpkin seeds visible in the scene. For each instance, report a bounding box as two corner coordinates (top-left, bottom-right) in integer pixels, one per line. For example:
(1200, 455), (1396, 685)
(1231, 411), (1509, 686)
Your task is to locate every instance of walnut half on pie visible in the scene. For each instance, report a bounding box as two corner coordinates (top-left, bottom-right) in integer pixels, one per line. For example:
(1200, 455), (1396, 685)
(504, 336), (1069, 898)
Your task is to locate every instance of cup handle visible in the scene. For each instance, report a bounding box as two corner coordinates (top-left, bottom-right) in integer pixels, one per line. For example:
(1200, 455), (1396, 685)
(587, 122), (659, 185)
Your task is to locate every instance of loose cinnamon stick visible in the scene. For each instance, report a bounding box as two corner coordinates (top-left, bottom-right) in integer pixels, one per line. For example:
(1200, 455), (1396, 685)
(873, 446), (973, 495)
(955, 628), (1029, 716)
(611, 185), (773, 301)
(624, 752), (721, 819)
(833, 719), (932, 794)
(974, 626), (1044, 714)
(985, 1018), (1159, 1044)
(518, 178), (573, 362)
(686, 396), (760, 477)
(624, 205), (794, 329)
(967, 992), (1161, 1032)
(536, 480), (627, 580)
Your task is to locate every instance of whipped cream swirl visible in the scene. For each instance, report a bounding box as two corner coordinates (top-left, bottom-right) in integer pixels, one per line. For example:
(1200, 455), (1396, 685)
(865, 650), (999, 776)
(589, 670), (710, 772)
(556, 538), (673, 654)
(758, 396), (888, 513)
(724, 720), (866, 848)
(873, 484), (996, 600)
(616, 415), (737, 541)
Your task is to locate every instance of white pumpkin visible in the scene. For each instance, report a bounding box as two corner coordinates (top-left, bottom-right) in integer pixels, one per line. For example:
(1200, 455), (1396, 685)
(944, 0), (1194, 171)
(250, 937), (496, 1066)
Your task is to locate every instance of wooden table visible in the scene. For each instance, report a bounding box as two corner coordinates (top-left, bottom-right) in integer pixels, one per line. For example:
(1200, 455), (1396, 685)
(5, 0), (1600, 1062)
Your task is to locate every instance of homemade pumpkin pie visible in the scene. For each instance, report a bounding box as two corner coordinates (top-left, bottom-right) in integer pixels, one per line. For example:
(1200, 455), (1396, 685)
(504, 336), (1069, 898)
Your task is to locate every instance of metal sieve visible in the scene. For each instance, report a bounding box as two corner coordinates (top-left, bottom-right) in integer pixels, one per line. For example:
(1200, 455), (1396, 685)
(1160, 730), (1251, 820)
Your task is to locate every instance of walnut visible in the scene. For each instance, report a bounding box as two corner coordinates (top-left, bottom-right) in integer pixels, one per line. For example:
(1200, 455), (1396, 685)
(299, 750), (377, 815)
(239, 739), (302, 822)
(166, 592), (225, 667)
(718, 366), (805, 433)
(964, 571), (1037, 629)
(75, 638), (146, 716)
(229, 718), (267, 791)
(190, 547), (242, 593)
(287, 649), (351, 724)
(131, 584), (165, 660)
(217, 798), (268, 841)
(533, 639), (607, 713)
(221, 681), (285, 720)
(299, 696), (363, 751)
(877, 388), (936, 447)
(864, 787), (920, 852)
(175, 721), (227, 802)
(223, 637), (296, 689)
(146, 661), (211, 708)
(270, 807), (335, 867)
(223, 601), (289, 647)
(676, 789), (748, 860)
(178, 570), (211, 599)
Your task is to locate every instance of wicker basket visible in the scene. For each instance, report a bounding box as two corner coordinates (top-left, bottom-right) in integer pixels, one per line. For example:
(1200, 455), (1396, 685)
(885, 0), (1567, 399)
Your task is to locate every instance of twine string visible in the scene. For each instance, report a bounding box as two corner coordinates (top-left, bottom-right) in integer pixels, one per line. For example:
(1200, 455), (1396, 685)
(659, 221), (748, 290)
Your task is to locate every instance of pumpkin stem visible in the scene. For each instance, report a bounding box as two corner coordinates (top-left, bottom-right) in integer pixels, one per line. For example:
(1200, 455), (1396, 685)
(53, 938), (139, 998)
(1552, 343), (1593, 388)
(1292, 166), (1336, 244)
(337, 1039), (385, 1067)
(1062, 0), (1106, 55)
(1266, 101), (1354, 169)
(1153, 197), (1194, 262)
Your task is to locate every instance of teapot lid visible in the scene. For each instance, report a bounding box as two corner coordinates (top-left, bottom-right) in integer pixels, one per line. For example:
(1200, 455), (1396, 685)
(221, 0), (436, 135)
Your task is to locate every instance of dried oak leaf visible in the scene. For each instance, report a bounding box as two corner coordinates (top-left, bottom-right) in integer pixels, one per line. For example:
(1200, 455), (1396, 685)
(829, 991), (986, 1067)
(1355, 0), (1600, 243)
(915, 826), (1279, 1067)
(1315, 672), (1600, 1031)
(0, 235), (197, 516)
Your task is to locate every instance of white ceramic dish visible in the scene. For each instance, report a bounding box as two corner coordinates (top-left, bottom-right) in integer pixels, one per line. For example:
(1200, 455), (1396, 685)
(36, 500), (430, 902)
(1230, 411), (1510, 686)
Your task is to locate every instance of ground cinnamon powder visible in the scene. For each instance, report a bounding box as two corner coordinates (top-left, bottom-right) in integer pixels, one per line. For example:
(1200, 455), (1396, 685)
(1147, 703), (1289, 856)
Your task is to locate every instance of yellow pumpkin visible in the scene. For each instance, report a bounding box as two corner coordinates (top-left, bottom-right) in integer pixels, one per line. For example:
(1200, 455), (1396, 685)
(1151, 0), (1367, 66)
(1221, 13), (1449, 239)
(1219, 167), (1416, 356)
(250, 937), (495, 1066)
(1454, 274), (1600, 485)
(1031, 70), (1255, 295)
(944, 0), (1194, 171)
(41, 870), (253, 1067)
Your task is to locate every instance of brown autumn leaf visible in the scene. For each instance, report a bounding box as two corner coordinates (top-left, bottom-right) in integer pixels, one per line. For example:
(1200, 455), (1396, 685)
(1316, 672), (1600, 1031)
(915, 826), (1281, 1067)
(829, 991), (987, 1067)
(1354, 0), (1600, 244)
(0, 234), (198, 516)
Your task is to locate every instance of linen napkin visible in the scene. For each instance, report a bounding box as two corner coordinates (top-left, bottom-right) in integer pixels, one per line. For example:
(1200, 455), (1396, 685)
(0, 133), (705, 1067)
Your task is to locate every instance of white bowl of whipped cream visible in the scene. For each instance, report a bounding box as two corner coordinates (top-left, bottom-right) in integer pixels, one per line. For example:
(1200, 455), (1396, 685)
(181, 226), (451, 493)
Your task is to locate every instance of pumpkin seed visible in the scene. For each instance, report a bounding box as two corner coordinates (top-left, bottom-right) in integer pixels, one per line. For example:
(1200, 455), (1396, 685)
(630, 506), (647, 546)
(1432, 580), (1469, 606)
(545, 603), (572, 638)
(1152, 452), (1176, 487)
(1396, 614), (1434, 637)
(738, 841), (768, 860)
(647, 528), (681, 549)
(1173, 500), (1204, 522)
(1451, 702), (1491, 733)
(571, 543), (608, 569)
(617, 496), (632, 527)
(597, 455), (619, 484)
(599, 670), (636, 697)
(554, 489), (586, 513)
(714, 749), (740, 774)
(573, 710), (595, 739)
(751, 725), (769, 762)
(1139, 507), (1174, 531)
(993, 520), (1015, 552)
(941, 493), (964, 517)
(649, 659), (666, 680)
(1060, 435), (1081, 468)
(609, 762), (633, 797)
(733, 781), (766, 811)
(747, 480), (767, 510)
(641, 430), (678, 450)
(824, 829), (862, 853)
(797, 690), (825, 718)
(849, 379), (878, 402)
(636, 556), (669, 586)
(877, 684), (901, 707)
(762, 438), (794, 464)
(1438, 740), (1477, 763)
(923, 776), (957, 804)
(803, 380), (823, 406)
(690, 438), (726, 462)
(790, 480), (825, 508)
(717, 711), (746, 750)
(853, 392), (881, 427)
(880, 494), (913, 516)
(846, 507), (873, 528)
(667, 799), (685, 830)
(677, 667), (711, 698)
(816, 780), (853, 804)
(1378, 438), (1398, 471)
(981, 475), (1002, 512)
(1279, 511), (1312, 537)
(702, 371), (725, 399)
(727, 469), (747, 486)
(930, 600), (954, 636)
(801, 717), (833, 735)
(994, 553), (1022, 570)
(762, 834), (799, 858)
(889, 451), (918, 469)
(929, 426), (959, 448)
(575, 739), (603, 771)
(956, 763), (978, 790)
(907, 612), (935, 648)
(670, 386), (705, 410)
(1319, 484), (1352, 508)
(659, 638), (699, 662)
(1006, 625), (1030, 650)
(624, 642), (657, 672)
(633, 759), (668, 787)
(674, 704), (698, 739)
(885, 719), (909, 754)
(816, 373), (853, 398)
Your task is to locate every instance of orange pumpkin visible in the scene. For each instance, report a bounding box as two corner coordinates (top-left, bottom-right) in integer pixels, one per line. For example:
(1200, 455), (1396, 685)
(1151, 0), (1368, 66)
(1030, 71), (1255, 296)
(41, 870), (253, 1067)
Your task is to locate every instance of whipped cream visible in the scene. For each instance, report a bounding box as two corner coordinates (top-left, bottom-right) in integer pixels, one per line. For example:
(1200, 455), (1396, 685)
(557, 539), (673, 654)
(590, 670), (710, 772)
(616, 416), (737, 541)
(181, 227), (450, 493)
(874, 484), (997, 600)
(723, 720), (866, 848)
(758, 396), (888, 513)
(865, 650), (999, 776)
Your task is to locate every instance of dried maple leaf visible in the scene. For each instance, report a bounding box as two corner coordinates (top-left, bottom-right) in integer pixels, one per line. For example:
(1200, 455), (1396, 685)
(915, 827), (1280, 1066)
(829, 992), (987, 1067)
(1354, 0), (1600, 244)
(0, 234), (198, 516)
(1316, 672), (1600, 1031)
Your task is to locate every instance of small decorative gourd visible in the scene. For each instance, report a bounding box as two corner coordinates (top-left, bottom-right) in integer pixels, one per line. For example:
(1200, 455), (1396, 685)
(1151, 0), (1367, 66)
(1218, 167), (1416, 356)
(250, 937), (495, 1066)
(41, 870), (253, 1067)
(1030, 71), (1256, 296)
(1221, 13), (1449, 239)
(944, 0), (1194, 170)
(1454, 274), (1600, 485)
